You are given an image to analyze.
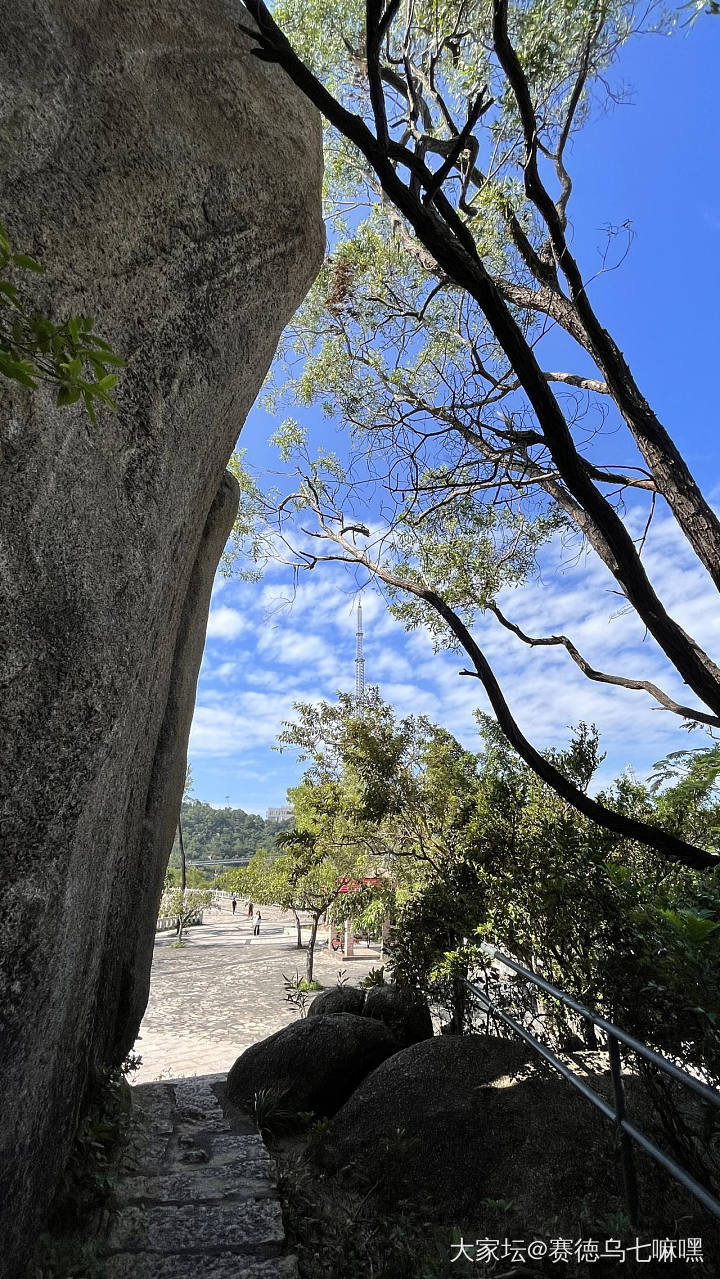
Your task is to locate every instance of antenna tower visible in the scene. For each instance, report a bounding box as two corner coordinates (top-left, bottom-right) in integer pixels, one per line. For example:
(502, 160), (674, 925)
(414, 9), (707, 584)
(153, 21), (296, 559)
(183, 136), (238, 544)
(355, 602), (365, 703)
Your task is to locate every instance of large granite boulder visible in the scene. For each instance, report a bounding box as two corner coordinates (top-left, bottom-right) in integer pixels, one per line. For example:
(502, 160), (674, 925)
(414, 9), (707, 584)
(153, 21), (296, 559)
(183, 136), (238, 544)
(307, 985), (366, 1017)
(308, 983), (433, 1049)
(227, 1015), (401, 1118)
(362, 984), (434, 1048)
(316, 1036), (623, 1228)
(0, 2), (323, 1271)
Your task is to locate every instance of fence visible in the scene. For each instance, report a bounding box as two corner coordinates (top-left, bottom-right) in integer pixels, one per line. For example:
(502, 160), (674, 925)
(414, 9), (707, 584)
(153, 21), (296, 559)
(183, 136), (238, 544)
(155, 911), (204, 934)
(465, 947), (720, 1225)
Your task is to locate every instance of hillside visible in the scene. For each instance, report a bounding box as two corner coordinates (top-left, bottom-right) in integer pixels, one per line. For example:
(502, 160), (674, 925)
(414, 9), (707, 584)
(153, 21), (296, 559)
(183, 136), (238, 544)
(170, 800), (292, 868)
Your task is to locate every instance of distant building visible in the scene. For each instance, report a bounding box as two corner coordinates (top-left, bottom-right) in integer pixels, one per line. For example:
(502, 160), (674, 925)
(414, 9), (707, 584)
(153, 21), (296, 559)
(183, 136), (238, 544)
(266, 805), (293, 824)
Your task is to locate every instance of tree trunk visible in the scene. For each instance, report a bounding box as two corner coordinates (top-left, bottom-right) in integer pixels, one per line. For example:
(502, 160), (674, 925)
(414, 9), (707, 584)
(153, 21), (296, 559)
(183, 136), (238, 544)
(239, 3), (720, 718)
(450, 970), (468, 1035)
(306, 913), (321, 984)
(293, 907), (303, 948)
(178, 818), (186, 892)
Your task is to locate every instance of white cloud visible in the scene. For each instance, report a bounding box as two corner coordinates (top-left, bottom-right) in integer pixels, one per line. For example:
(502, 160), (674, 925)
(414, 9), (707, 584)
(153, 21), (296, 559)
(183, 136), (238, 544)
(188, 496), (720, 811)
(206, 606), (247, 640)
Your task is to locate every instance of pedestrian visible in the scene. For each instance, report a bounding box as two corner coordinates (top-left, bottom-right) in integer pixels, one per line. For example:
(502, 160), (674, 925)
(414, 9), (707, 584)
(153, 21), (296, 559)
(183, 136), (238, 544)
(231, 897), (237, 916)
(247, 900), (254, 918)
(253, 908), (262, 936)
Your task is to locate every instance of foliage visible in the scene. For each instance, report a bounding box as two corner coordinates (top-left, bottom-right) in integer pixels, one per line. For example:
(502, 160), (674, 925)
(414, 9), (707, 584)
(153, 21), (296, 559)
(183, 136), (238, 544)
(32, 1052), (142, 1279)
(359, 965), (386, 987)
(159, 886), (216, 941)
(276, 1150), (452, 1279)
(388, 714), (720, 1057)
(0, 221), (124, 421)
(229, 0), (720, 872)
(164, 863), (212, 888)
(168, 800), (291, 870)
(250, 1085), (313, 1138)
(283, 970), (323, 1016)
(225, 696), (419, 978)
(649, 735), (720, 842)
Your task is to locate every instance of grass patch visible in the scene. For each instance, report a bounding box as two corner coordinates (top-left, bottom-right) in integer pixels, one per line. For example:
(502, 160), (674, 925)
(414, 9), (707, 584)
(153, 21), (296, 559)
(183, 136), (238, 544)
(275, 1145), (451, 1278)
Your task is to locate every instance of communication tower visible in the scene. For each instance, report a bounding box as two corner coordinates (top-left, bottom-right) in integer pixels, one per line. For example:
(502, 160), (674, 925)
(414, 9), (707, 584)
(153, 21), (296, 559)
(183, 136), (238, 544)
(355, 602), (365, 704)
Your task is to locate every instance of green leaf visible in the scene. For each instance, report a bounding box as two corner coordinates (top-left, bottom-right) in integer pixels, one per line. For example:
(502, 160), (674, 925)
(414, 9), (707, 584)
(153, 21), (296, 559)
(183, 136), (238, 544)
(59, 356), (83, 380)
(92, 349), (125, 367)
(56, 384), (82, 407)
(83, 390), (98, 425)
(0, 351), (38, 387)
(12, 252), (44, 273)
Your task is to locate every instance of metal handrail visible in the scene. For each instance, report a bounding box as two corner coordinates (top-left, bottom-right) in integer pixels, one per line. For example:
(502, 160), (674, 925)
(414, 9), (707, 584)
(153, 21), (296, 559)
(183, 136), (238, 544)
(465, 946), (720, 1225)
(493, 949), (720, 1109)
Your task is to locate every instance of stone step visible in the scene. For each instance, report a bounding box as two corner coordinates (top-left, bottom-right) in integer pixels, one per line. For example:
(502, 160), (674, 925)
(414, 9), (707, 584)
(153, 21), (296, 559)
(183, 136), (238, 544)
(105, 1254), (298, 1279)
(107, 1199), (286, 1253)
(103, 1076), (297, 1279)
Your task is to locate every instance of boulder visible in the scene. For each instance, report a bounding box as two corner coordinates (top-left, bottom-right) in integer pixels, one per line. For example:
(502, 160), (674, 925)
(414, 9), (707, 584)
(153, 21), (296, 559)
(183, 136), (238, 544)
(227, 1016), (401, 1118)
(362, 984), (434, 1048)
(316, 1035), (619, 1225)
(307, 986), (365, 1017)
(0, 2), (323, 1271)
(307, 983), (433, 1049)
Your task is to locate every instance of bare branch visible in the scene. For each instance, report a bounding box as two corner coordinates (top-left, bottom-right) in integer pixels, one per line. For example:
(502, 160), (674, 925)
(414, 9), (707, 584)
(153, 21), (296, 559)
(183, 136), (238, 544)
(554, 4), (608, 227)
(487, 603), (720, 729)
(366, 0), (401, 147)
(422, 92), (494, 207)
(241, 0), (720, 720)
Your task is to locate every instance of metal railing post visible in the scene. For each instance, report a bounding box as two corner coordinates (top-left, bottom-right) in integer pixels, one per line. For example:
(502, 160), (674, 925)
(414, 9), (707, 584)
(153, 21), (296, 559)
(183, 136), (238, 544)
(464, 955), (720, 1225)
(608, 1031), (639, 1225)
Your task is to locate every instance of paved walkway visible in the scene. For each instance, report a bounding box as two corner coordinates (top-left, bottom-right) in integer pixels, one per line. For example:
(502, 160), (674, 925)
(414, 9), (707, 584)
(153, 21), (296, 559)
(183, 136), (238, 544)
(107, 901), (385, 1277)
(132, 899), (384, 1083)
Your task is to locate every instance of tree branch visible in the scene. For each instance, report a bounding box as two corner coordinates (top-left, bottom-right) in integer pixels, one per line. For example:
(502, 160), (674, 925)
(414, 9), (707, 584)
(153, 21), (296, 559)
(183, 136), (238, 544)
(492, 0), (720, 589)
(487, 603), (720, 728)
(292, 508), (719, 871)
(241, 0), (720, 717)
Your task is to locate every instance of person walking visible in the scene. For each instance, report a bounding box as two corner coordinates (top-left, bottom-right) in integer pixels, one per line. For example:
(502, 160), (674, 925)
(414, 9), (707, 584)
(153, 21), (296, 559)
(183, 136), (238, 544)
(252, 908), (262, 936)
(231, 897), (237, 916)
(247, 900), (254, 918)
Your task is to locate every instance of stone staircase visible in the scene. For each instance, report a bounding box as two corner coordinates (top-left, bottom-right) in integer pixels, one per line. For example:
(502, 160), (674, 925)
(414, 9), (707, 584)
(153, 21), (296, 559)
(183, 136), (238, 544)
(103, 1076), (297, 1278)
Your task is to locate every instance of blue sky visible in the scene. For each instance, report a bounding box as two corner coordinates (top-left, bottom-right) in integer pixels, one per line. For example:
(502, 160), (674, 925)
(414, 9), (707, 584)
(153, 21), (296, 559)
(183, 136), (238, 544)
(188, 15), (720, 815)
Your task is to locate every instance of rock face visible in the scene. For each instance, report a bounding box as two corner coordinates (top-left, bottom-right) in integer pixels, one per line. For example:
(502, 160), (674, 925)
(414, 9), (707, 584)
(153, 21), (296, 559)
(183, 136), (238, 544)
(308, 983), (434, 1048)
(0, 3), (323, 1272)
(226, 1016), (401, 1118)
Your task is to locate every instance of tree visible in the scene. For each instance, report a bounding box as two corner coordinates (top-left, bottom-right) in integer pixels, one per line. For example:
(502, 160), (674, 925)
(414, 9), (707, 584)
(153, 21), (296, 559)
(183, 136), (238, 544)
(275, 783), (376, 983)
(159, 886), (216, 943)
(232, 0), (720, 871)
(274, 689), (503, 983)
(171, 801), (287, 866)
(225, 690), (461, 980)
(382, 711), (720, 1105)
